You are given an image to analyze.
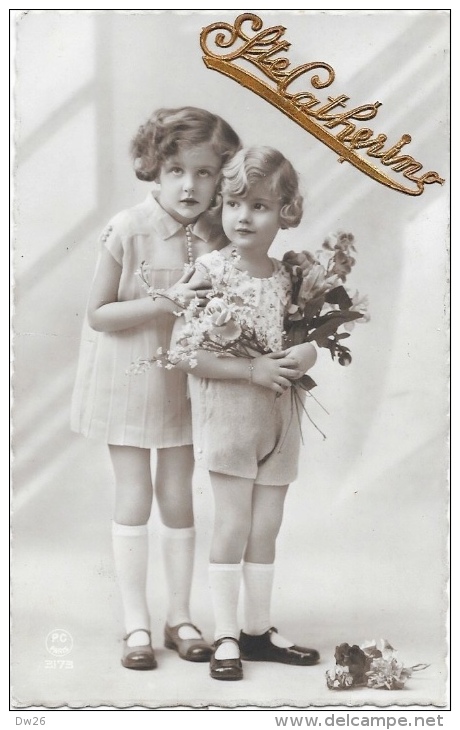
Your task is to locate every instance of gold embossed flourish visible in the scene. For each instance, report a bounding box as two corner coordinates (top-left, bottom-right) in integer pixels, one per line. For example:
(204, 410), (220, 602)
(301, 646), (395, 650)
(200, 13), (444, 197)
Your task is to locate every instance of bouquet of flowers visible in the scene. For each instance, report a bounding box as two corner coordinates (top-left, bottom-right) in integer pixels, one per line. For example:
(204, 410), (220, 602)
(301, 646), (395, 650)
(128, 258), (277, 375)
(325, 639), (429, 691)
(128, 233), (369, 436)
(280, 231), (369, 394)
(130, 232), (367, 371)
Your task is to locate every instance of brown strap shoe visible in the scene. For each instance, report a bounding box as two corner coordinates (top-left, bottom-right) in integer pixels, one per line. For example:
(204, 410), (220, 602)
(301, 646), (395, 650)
(164, 622), (212, 662)
(122, 629), (157, 670)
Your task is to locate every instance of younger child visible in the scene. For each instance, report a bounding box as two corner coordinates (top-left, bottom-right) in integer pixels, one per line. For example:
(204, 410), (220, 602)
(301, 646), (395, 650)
(71, 107), (241, 669)
(170, 147), (320, 680)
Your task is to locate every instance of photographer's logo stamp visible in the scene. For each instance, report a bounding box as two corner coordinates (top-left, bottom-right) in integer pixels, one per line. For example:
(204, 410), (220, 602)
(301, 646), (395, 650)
(45, 629), (73, 657)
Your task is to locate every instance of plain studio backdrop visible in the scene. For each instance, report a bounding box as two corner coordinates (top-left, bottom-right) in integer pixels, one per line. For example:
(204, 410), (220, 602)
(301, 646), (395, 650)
(11, 10), (449, 709)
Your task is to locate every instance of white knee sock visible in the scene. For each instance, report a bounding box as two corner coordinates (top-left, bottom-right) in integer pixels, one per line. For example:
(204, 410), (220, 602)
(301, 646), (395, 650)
(112, 521), (150, 647)
(242, 561), (293, 647)
(161, 525), (196, 630)
(242, 561), (274, 636)
(208, 563), (242, 641)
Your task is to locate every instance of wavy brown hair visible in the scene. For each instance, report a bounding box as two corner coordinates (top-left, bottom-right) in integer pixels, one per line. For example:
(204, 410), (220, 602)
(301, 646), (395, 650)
(130, 106), (241, 182)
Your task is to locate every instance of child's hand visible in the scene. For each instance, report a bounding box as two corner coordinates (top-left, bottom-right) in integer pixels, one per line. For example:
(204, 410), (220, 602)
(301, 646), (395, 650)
(283, 344), (317, 380)
(252, 352), (301, 394)
(167, 268), (211, 308)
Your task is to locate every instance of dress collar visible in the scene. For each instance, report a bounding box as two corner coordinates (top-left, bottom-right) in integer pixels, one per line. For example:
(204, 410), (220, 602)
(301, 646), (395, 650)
(143, 191), (218, 243)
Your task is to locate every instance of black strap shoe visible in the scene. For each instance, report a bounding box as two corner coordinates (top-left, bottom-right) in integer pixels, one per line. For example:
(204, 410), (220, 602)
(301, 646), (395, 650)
(239, 627), (320, 666)
(210, 637), (243, 680)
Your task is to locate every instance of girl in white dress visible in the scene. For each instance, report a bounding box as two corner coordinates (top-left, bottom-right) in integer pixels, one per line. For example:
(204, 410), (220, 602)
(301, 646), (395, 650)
(171, 147), (320, 680)
(71, 107), (240, 669)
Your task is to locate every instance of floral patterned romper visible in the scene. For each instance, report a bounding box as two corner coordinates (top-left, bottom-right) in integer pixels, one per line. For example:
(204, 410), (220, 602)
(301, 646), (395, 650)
(187, 249), (304, 486)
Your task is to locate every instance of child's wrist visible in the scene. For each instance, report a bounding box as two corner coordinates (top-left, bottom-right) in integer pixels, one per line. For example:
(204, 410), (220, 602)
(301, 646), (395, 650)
(150, 288), (167, 303)
(149, 289), (184, 313)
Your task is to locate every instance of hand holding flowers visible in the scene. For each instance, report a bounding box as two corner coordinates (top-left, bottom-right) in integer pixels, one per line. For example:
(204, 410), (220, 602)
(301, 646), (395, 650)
(136, 261), (211, 309)
(128, 232), (369, 435)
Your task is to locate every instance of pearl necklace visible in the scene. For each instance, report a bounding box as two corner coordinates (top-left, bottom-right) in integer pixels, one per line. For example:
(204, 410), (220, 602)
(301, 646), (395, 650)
(184, 225), (194, 271)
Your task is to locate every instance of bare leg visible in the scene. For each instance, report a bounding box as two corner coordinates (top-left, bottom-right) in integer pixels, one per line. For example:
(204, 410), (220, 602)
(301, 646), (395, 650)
(244, 483), (288, 564)
(209, 471), (253, 564)
(155, 445), (194, 528)
(110, 445), (153, 526)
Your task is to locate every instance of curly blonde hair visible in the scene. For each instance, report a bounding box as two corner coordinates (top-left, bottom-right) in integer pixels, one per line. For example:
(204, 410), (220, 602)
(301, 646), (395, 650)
(220, 146), (303, 229)
(130, 107), (241, 182)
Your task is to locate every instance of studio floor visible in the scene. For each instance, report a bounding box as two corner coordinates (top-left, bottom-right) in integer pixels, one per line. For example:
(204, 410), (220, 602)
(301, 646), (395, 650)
(11, 434), (448, 710)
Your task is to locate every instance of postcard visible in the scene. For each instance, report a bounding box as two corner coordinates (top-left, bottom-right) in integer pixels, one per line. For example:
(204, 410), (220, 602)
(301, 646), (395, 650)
(11, 9), (450, 711)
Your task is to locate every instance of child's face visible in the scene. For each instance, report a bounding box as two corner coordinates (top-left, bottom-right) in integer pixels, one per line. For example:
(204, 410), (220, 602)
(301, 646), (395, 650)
(158, 143), (221, 224)
(222, 182), (282, 254)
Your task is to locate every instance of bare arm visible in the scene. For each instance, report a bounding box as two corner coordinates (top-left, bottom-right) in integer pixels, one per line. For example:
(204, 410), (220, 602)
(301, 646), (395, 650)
(87, 248), (211, 333)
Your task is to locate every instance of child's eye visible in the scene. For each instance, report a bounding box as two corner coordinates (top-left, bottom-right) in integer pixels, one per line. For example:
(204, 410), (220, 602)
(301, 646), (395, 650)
(226, 200), (239, 208)
(170, 167), (183, 175)
(197, 169), (211, 177)
(254, 203), (266, 210)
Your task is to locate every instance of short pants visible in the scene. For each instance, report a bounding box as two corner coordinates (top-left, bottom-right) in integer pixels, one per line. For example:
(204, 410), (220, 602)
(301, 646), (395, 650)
(188, 376), (304, 485)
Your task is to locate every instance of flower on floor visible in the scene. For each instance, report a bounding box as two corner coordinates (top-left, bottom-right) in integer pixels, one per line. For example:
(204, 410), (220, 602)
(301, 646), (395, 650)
(325, 639), (429, 690)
